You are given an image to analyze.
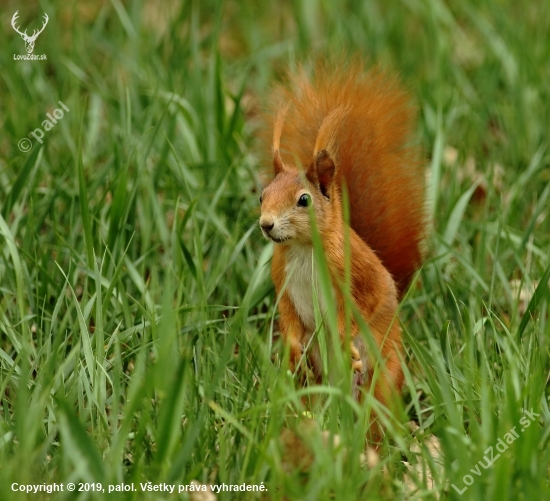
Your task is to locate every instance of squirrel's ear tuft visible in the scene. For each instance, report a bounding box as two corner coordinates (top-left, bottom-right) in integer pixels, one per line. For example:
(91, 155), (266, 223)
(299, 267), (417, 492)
(308, 150), (335, 198)
(273, 149), (284, 175)
(272, 104), (289, 175)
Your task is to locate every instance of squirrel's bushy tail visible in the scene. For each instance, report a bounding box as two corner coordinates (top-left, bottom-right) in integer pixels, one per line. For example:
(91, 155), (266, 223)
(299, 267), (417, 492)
(262, 58), (426, 295)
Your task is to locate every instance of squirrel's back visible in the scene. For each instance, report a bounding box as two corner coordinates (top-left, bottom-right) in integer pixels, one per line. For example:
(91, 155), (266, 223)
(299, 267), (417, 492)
(263, 60), (425, 294)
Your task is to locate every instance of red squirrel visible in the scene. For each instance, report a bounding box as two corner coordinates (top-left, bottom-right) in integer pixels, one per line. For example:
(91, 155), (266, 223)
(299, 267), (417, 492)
(258, 60), (425, 412)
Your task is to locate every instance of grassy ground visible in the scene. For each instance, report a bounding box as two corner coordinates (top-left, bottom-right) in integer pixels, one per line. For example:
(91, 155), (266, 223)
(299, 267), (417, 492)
(1, 0), (549, 499)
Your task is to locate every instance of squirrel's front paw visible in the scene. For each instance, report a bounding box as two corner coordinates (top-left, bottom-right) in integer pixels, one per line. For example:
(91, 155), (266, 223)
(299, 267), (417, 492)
(350, 343), (363, 373)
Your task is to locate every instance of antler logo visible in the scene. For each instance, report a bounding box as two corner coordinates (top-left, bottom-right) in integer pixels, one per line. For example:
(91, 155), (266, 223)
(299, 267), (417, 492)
(11, 10), (49, 54)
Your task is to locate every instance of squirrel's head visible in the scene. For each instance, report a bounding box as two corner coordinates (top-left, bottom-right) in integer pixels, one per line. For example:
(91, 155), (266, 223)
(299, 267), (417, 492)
(259, 104), (347, 245)
(259, 149), (338, 245)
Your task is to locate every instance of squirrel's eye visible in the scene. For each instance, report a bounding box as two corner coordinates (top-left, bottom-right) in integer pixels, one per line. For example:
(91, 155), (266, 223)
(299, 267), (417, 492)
(259, 195), (263, 204)
(297, 194), (311, 207)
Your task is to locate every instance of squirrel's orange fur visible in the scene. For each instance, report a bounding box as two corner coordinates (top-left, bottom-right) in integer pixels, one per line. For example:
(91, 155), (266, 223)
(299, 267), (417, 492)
(259, 60), (425, 418)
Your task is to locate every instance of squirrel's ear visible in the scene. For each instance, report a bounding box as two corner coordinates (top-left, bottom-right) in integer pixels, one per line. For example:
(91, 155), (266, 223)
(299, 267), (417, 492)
(273, 149), (285, 175)
(308, 149), (336, 197)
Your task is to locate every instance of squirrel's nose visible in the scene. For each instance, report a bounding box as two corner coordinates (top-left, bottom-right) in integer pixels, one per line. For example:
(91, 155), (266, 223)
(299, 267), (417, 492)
(260, 220), (274, 233)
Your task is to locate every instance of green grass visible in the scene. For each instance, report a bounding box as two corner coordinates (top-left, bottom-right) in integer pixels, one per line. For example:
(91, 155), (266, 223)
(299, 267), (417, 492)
(1, 0), (549, 499)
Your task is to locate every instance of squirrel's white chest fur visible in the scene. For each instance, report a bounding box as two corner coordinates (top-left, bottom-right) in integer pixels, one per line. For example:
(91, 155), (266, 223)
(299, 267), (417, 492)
(285, 246), (329, 331)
